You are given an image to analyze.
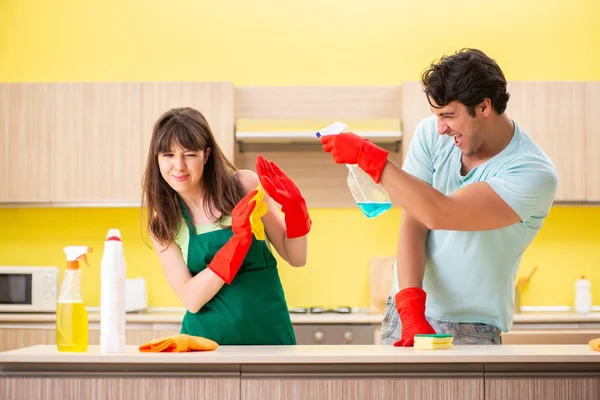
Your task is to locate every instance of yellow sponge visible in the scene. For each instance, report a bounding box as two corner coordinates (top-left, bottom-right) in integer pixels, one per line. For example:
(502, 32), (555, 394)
(249, 184), (268, 241)
(414, 334), (454, 350)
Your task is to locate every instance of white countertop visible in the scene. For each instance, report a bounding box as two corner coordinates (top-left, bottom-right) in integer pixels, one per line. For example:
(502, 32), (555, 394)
(0, 344), (599, 364)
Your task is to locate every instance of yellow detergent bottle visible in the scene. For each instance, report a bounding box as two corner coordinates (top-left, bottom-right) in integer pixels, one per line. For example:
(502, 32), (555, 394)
(56, 246), (92, 352)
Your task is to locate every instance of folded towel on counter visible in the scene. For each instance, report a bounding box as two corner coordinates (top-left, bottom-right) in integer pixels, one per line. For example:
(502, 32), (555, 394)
(589, 338), (600, 351)
(139, 334), (218, 353)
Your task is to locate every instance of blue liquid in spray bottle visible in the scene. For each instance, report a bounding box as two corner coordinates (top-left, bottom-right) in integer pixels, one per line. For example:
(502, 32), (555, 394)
(317, 122), (392, 219)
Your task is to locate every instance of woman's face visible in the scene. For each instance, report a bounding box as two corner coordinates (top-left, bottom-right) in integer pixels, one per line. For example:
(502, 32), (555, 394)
(158, 142), (211, 195)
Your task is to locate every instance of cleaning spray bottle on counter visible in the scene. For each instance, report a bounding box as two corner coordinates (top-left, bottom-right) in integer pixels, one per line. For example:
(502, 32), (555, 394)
(574, 275), (592, 314)
(316, 122), (392, 218)
(100, 229), (127, 354)
(57, 246), (92, 352)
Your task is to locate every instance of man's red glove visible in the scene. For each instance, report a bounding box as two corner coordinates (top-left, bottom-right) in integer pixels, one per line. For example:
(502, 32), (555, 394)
(393, 287), (436, 347)
(208, 189), (257, 284)
(256, 154), (311, 239)
(320, 132), (389, 184)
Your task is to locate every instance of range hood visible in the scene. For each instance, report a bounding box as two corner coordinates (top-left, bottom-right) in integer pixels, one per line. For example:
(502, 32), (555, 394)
(235, 130), (402, 152)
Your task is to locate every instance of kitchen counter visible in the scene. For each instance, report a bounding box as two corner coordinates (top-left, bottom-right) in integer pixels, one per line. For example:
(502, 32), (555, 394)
(1, 343), (599, 364)
(1, 344), (599, 400)
(0, 311), (383, 325)
(2, 310), (600, 325)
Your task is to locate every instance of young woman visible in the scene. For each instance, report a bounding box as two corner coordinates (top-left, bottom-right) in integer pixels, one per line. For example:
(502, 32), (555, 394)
(142, 107), (311, 345)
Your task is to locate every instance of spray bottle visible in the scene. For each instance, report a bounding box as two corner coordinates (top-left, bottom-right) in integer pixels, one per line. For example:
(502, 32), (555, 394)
(100, 228), (127, 354)
(316, 122), (392, 218)
(57, 246), (92, 352)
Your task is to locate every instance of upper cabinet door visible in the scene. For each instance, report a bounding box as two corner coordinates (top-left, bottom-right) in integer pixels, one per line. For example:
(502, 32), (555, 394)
(140, 82), (235, 169)
(0, 84), (52, 203)
(50, 83), (143, 203)
(506, 82), (587, 202)
(584, 82), (600, 202)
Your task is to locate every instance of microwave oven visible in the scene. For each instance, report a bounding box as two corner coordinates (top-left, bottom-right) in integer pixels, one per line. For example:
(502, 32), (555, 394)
(0, 266), (59, 312)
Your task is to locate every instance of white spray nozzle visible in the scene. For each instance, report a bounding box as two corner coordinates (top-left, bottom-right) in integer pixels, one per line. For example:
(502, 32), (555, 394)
(315, 122), (348, 138)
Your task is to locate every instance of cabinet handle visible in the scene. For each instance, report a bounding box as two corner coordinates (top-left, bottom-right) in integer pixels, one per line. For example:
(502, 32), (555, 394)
(314, 331), (324, 342)
(343, 330), (354, 343)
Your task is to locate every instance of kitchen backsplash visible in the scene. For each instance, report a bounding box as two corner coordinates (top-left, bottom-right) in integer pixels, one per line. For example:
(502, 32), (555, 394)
(0, 205), (599, 310)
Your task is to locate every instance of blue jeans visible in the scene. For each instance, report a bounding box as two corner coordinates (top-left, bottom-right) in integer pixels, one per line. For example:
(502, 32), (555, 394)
(380, 294), (502, 345)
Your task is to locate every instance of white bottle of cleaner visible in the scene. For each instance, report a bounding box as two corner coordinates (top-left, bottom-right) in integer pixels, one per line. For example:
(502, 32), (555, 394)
(100, 228), (127, 353)
(574, 275), (592, 314)
(316, 122), (392, 218)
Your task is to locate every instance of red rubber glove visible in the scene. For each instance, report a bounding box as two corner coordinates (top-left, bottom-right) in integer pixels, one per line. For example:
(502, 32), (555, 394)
(393, 287), (436, 347)
(256, 154), (311, 239)
(208, 189), (257, 285)
(320, 132), (389, 184)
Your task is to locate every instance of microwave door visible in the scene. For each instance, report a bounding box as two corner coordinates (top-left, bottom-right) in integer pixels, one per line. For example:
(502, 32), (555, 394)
(0, 273), (33, 305)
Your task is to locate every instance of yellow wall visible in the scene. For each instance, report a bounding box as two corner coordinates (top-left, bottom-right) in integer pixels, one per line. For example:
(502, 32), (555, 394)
(0, 206), (599, 308)
(1, 0), (599, 309)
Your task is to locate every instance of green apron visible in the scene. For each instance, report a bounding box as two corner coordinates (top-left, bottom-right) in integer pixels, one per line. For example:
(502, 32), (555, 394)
(179, 202), (296, 345)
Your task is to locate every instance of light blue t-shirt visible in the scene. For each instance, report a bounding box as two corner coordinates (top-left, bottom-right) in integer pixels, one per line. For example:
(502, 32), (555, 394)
(392, 115), (558, 332)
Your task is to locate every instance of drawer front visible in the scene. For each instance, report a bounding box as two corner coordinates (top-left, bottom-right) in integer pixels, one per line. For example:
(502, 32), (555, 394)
(293, 324), (375, 345)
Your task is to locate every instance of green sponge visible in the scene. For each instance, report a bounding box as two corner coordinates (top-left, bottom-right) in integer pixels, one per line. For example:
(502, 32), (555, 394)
(414, 334), (454, 350)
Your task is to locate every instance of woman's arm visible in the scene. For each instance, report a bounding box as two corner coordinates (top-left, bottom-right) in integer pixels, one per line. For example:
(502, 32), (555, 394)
(236, 169), (308, 267)
(151, 237), (225, 313)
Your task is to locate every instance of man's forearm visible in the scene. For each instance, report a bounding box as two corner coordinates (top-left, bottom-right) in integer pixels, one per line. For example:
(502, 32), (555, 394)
(380, 160), (448, 230)
(397, 211), (429, 290)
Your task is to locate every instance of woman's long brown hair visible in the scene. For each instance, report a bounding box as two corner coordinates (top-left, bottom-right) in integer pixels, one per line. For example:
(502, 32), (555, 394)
(142, 107), (245, 246)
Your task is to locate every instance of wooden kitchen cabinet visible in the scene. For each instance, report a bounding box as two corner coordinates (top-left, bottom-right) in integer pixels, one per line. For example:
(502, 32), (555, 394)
(0, 328), (56, 352)
(141, 82), (235, 166)
(49, 83), (143, 203)
(0, 84), (52, 202)
(486, 377), (600, 400)
(241, 376), (483, 400)
(506, 82), (587, 202)
(585, 82), (600, 201)
(401, 81), (597, 203)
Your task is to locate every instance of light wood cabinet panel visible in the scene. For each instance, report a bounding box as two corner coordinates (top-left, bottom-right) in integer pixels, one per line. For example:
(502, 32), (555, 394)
(49, 83), (143, 203)
(584, 82), (600, 201)
(400, 81), (432, 163)
(0, 84), (52, 202)
(141, 82), (235, 171)
(486, 377), (600, 400)
(241, 377), (482, 400)
(2, 377), (240, 400)
(506, 82), (587, 201)
(0, 328), (56, 352)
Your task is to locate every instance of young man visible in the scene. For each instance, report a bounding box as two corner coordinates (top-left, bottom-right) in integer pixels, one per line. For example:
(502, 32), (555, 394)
(321, 48), (558, 346)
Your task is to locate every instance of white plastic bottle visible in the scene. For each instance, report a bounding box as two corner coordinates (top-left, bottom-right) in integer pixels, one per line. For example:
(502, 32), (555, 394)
(316, 122), (392, 218)
(574, 275), (592, 314)
(100, 228), (127, 353)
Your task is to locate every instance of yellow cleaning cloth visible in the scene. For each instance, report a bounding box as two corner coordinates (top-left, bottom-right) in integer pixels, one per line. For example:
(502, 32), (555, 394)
(139, 334), (218, 353)
(249, 184), (268, 241)
(589, 338), (600, 351)
(414, 334), (454, 350)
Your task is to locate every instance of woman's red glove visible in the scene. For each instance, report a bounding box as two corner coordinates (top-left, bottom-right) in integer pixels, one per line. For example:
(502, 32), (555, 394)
(208, 190), (257, 284)
(256, 155), (311, 238)
(320, 132), (389, 183)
